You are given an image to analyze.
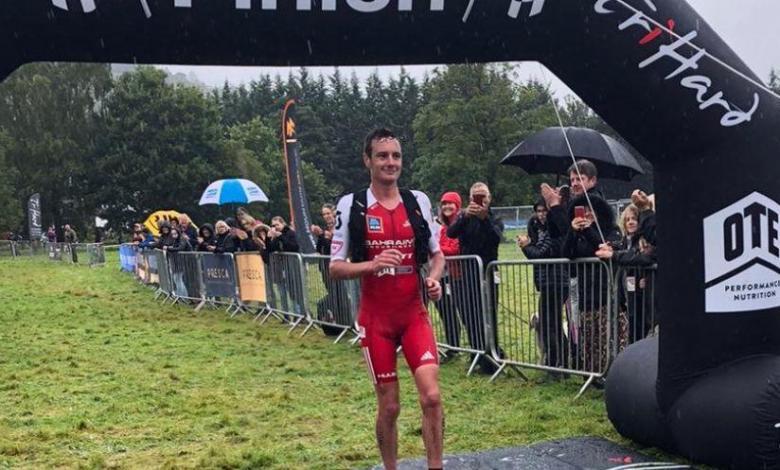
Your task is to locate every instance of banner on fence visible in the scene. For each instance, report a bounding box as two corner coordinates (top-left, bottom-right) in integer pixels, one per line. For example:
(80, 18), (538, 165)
(236, 254), (267, 303)
(202, 254), (237, 298)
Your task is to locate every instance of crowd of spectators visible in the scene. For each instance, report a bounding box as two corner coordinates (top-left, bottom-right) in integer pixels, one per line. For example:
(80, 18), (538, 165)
(124, 159), (656, 379)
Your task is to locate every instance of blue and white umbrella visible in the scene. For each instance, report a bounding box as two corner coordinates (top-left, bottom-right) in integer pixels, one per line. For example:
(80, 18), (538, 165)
(198, 179), (269, 206)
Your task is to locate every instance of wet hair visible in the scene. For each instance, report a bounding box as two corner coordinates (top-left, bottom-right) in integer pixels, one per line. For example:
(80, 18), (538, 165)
(567, 159), (598, 179)
(322, 203), (336, 212)
(533, 199), (547, 212)
(271, 216), (286, 226)
(363, 128), (397, 157)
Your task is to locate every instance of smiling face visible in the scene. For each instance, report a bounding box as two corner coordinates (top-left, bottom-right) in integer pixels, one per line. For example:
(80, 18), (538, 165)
(364, 137), (402, 186)
(441, 201), (457, 218)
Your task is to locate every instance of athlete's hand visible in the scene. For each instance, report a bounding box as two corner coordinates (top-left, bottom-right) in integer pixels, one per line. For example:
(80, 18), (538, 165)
(425, 277), (442, 301)
(371, 249), (403, 274)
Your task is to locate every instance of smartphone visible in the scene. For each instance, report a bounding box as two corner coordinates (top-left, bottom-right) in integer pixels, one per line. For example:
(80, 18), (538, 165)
(472, 194), (486, 206)
(574, 206), (586, 219)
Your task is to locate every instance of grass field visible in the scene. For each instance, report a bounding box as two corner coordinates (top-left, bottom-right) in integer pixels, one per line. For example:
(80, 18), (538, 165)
(0, 253), (628, 469)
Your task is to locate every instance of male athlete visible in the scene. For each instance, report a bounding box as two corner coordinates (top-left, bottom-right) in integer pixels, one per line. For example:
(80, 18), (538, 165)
(330, 128), (445, 470)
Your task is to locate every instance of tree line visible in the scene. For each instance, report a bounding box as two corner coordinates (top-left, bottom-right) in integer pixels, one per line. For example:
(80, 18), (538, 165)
(9, 62), (771, 238)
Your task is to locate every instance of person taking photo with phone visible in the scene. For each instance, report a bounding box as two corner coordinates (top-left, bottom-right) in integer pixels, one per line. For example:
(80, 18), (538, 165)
(446, 182), (504, 374)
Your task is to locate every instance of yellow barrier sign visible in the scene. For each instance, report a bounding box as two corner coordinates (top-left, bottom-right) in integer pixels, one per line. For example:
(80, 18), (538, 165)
(236, 254), (266, 303)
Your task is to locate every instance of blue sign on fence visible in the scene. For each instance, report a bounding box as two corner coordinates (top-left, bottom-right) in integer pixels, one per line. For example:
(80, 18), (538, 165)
(201, 254), (236, 299)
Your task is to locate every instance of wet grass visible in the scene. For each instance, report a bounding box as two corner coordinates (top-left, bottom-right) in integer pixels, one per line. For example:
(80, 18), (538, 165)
(0, 255), (622, 469)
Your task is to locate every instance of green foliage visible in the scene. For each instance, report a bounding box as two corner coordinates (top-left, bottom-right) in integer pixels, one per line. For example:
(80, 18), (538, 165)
(0, 62), (113, 235)
(0, 130), (23, 232)
(412, 65), (554, 205)
(94, 67), (234, 229)
(224, 117), (333, 222)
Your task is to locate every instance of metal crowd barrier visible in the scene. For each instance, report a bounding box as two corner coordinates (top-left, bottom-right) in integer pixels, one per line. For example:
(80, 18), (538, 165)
(485, 258), (618, 397)
(153, 249), (174, 302)
(198, 252), (240, 312)
(261, 252), (308, 332)
(0, 240), (13, 257)
(135, 250), (152, 284)
(86, 243), (106, 267)
(615, 264), (657, 346)
(167, 251), (206, 310)
(424, 255), (491, 375)
(300, 254), (360, 342)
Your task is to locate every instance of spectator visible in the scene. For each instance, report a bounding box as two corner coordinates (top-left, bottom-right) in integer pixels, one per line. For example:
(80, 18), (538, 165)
(131, 223), (145, 245)
(267, 216), (300, 254)
(562, 193), (622, 375)
(250, 223), (271, 262)
(311, 203), (336, 256)
(137, 227), (157, 250)
(46, 225), (57, 243)
(235, 215), (263, 252)
(153, 221), (175, 251)
(214, 220), (237, 254)
(434, 191), (464, 359)
(178, 214), (198, 245)
(196, 224), (217, 252)
(517, 199), (569, 377)
(596, 191), (658, 342)
(167, 227), (192, 253)
(447, 182), (504, 373)
(542, 159), (604, 240)
(311, 203), (346, 336)
(63, 224), (78, 244)
(527, 199), (548, 245)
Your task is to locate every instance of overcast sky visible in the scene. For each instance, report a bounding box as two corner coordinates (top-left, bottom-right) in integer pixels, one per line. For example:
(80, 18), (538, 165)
(160, 0), (780, 99)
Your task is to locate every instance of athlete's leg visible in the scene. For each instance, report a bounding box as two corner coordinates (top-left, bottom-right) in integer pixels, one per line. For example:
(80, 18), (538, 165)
(375, 381), (401, 470)
(402, 315), (443, 468)
(413, 364), (443, 469)
(361, 322), (402, 469)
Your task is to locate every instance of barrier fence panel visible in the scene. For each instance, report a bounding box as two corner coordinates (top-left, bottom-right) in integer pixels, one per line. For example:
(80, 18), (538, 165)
(31, 241), (47, 257)
(615, 264), (657, 347)
(301, 254), (359, 342)
(424, 255), (489, 375)
(234, 252), (268, 318)
(87, 244), (106, 267)
(153, 249), (174, 301)
(119, 244), (138, 272)
(264, 252), (308, 331)
(48, 242), (63, 261)
(0, 241), (14, 257)
(200, 252), (239, 310)
(13, 241), (32, 257)
(135, 250), (152, 284)
(486, 258), (618, 395)
(167, 252), (205, 309)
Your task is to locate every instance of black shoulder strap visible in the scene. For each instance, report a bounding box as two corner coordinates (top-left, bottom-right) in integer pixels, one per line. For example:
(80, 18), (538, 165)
(348, 189), (368, 263)
(400, 189), (432, 267)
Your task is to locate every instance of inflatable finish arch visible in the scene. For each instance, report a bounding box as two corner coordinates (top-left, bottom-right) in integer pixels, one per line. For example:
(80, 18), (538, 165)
(3, 1), (780, 467)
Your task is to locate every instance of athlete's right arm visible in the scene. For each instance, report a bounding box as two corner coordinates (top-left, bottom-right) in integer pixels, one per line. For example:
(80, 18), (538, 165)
(328, 194), (402, 280)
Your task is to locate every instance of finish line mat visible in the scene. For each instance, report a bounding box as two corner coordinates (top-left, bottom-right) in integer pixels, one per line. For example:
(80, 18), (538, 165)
(371, 437), (693, 469)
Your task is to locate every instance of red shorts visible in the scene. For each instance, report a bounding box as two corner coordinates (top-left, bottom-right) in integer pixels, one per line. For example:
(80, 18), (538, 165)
(359, 310), (439, 384)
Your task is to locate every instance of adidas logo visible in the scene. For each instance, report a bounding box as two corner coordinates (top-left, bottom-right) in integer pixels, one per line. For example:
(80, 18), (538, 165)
(420, 351), (436, 362)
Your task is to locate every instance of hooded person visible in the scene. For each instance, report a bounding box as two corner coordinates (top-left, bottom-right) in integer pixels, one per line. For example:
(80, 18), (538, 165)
(153, 220), (175, 250)
(197, 223), (217, 252)
(434, 191), (463, 356)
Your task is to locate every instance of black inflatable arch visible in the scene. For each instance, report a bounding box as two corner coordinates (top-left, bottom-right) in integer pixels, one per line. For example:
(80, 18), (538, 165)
(3, 1), (780, 467)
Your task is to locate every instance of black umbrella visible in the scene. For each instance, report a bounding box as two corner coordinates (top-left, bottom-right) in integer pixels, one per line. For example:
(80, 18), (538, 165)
(501, 127), (644, 181)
